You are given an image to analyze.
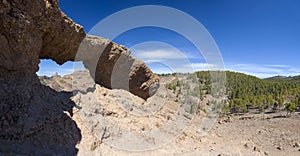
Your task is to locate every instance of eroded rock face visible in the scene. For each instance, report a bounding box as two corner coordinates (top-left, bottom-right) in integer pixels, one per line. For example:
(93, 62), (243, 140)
(0, 0), (158, 154)
(79, 35), (159, 99)
(0, 0), (85, 154)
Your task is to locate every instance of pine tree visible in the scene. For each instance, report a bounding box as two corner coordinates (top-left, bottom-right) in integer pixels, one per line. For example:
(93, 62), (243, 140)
(286, 102), (296, 117)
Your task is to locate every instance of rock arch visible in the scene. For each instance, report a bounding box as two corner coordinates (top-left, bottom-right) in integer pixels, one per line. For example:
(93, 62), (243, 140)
(0, 0), (158, 154)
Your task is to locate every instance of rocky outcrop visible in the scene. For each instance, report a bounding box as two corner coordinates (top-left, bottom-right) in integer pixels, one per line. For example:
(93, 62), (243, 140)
(0, 0), (85, 154)
(0, 0), (158, 99)
(78, 35), (159, 99)
(0, 0), (158, 155)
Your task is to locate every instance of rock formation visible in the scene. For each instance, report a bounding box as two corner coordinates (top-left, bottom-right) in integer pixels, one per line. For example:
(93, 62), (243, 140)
(78, 35), (159, 99)
(0, 0), (158, 154)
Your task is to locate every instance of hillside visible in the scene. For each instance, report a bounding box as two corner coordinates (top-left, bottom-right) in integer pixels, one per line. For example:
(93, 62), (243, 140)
(266, 75), (300, 83)
(223, 71), (300, 114)
(38, 70), (300, 155)
(160, 71), (300, 115)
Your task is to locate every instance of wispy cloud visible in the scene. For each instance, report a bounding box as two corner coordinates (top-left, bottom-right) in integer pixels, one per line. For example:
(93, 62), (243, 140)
(129, 41), (203, 62)
(131, 45), (205, 73)
(132, 48), (199, 61)
(145, 61), (221, 74)
(264, 64), (290, 68)
(184, 63), (219, 71)
(227, 63), (300, 78)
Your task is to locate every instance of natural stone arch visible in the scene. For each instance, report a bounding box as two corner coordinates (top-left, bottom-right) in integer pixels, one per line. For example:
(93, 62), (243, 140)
(0, 0), (158, 99)
(0, 0), (158, 154)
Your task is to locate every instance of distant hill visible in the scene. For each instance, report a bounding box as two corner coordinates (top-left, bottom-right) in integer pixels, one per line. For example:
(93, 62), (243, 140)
(265, 75), (288, 80)
(265, 75), (300, 83)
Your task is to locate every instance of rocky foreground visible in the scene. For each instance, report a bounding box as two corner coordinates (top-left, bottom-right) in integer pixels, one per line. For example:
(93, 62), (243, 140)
(39, 71), (300, 156)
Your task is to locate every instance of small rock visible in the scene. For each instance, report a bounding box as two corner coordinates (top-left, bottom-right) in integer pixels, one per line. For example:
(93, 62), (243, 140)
(258, 130), (262, 134)
(254, 146), (260, 152)
(244, 142), (253, 149)
(295, 143), (300, 148)
(227, 116), (233, 122)
(264, 151), (269, 155)
(191, 135), (196, 139)
(94, 109), (100, 114)
(277, 146), (282, 150)
(183, 113), (192, 120)
(167, 115), (172, 120)
(218, 154), (230, 156)
(90, 141), (101, 151)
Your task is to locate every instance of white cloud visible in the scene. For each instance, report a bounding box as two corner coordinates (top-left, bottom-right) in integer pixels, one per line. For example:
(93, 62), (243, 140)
(129, 41), (203, 63)
(131, 46), (202, 73)
(145, 62), (223, 74)
(227, 63), (300, 78)
(264, 64), (290, 68)
(132, 48), (198, 61)
(183, 63), (220, 71)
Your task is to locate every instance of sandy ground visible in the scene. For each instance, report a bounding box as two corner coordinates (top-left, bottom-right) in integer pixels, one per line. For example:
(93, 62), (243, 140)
(73, 106), (300, 156)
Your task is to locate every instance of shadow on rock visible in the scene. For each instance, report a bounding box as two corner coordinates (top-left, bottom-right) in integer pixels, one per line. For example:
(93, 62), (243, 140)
(0, 82), (81, 155)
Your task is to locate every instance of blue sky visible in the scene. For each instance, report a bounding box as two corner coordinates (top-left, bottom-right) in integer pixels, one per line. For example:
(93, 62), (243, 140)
(37, 0), (300, 78)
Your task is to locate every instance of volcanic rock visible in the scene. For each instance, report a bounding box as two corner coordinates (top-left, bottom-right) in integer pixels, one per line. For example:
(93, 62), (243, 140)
(0, 0), (158, 154)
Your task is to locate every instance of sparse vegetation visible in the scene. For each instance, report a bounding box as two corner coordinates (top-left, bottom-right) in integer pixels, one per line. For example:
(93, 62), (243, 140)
(190, 103), (197, 114)
(161, 71), (300, 116)
(59, 79), (66, 84)
(286, 102), (296, 116)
